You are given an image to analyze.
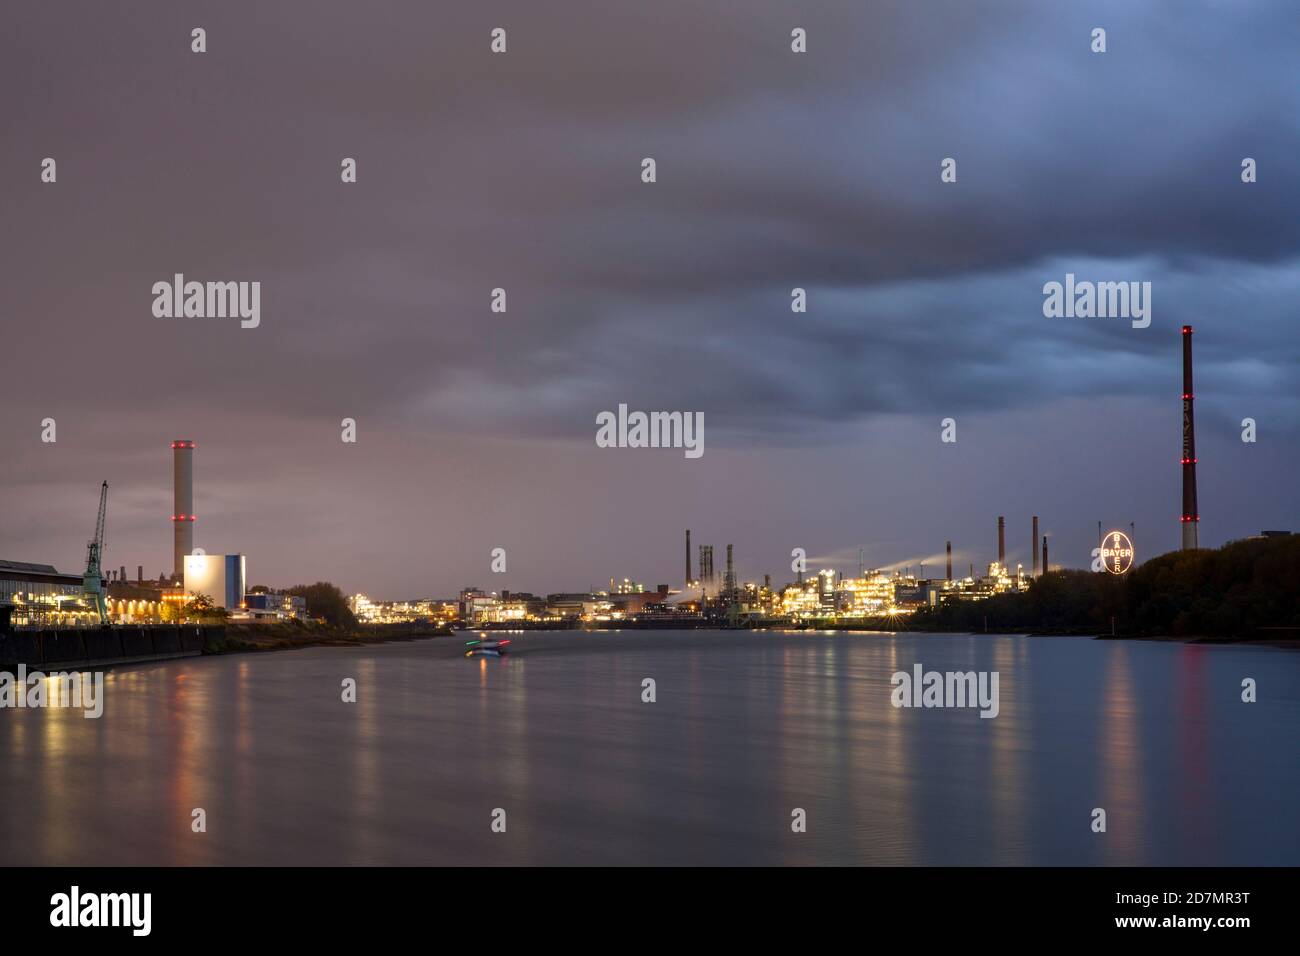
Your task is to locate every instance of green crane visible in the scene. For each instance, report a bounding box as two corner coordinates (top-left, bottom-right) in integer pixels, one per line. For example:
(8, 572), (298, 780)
(83, 481), (109, 624)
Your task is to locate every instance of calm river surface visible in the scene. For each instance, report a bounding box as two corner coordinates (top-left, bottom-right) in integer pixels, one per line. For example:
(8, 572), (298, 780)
(1, 630), (1296, 865)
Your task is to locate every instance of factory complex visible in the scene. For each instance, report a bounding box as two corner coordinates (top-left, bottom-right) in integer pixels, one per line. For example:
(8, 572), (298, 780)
(1, 329), (1256, 633)
(435, 524), (1039, 629)
(0, 440), (304, 630)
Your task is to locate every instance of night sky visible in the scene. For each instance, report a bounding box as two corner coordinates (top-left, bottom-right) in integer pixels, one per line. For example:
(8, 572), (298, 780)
(2, 2), (1297, 598)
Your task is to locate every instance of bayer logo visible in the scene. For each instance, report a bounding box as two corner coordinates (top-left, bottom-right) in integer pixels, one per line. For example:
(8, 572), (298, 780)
(1100, 531), (1135, 574)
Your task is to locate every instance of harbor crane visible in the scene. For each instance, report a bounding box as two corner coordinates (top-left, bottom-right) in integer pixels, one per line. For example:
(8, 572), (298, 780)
(83, 481), (109, 624)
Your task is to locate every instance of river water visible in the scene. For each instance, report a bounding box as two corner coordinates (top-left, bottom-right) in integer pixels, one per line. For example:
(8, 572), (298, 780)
(0, 630), (1296, 865)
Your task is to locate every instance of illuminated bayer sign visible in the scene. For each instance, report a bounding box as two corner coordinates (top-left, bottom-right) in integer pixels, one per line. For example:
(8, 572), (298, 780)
(1099, 531), (1135, 574)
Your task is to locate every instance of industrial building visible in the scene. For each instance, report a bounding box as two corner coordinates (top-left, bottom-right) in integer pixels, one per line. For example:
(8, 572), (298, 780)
(351, 594), (457, 624)
(164, 440), (254, 613)
(445, 584), (682, 625)
(2, 436), (260, 631)
(543, 592), (603, 620)
(241, 591), (307, 621)
(183, 553), (247, 609)
(0, 560), (99, 629)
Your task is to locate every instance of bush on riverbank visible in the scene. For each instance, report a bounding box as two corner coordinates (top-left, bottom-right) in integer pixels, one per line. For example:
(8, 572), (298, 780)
(285, 582), (356, 628)
(203, 619), (451, 654)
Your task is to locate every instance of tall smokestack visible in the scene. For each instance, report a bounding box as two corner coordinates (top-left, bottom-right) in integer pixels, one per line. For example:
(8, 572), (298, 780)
(997, 516), (1005, 566)
(171, 440), (195, 580)
(1042, 536), (1049, 574)
(1032, 516), (1039, 576)
(137, 564), (144, 584)
(723, 544), (736, 602)
(1181, 326), (1199, 550)
(686, 529), (692, 586)
(946, 541), (953, 581)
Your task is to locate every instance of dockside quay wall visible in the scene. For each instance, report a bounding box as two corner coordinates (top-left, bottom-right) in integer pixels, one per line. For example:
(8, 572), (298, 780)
(0, 625), (218, 669)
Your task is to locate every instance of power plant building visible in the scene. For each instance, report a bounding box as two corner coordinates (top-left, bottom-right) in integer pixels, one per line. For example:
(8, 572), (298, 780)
(183, 553), (246, 609)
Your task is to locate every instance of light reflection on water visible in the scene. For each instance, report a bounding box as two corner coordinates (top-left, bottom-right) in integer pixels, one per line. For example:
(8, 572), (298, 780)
(0, 631), (1296, 866)
(1100, 644), (1143, 865)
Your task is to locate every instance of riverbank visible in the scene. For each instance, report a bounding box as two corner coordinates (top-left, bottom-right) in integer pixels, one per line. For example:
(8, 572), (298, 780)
(0, 621), (456, 669)
(205, 621), (454, 655)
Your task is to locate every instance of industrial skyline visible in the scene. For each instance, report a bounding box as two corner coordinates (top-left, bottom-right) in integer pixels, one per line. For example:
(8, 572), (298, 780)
(7, 323), (1268, 606)
(1, 324), (1290, 602)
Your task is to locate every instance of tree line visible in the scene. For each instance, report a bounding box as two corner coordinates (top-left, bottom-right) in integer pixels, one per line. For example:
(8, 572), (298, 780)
(912, 534), (1300, 638)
